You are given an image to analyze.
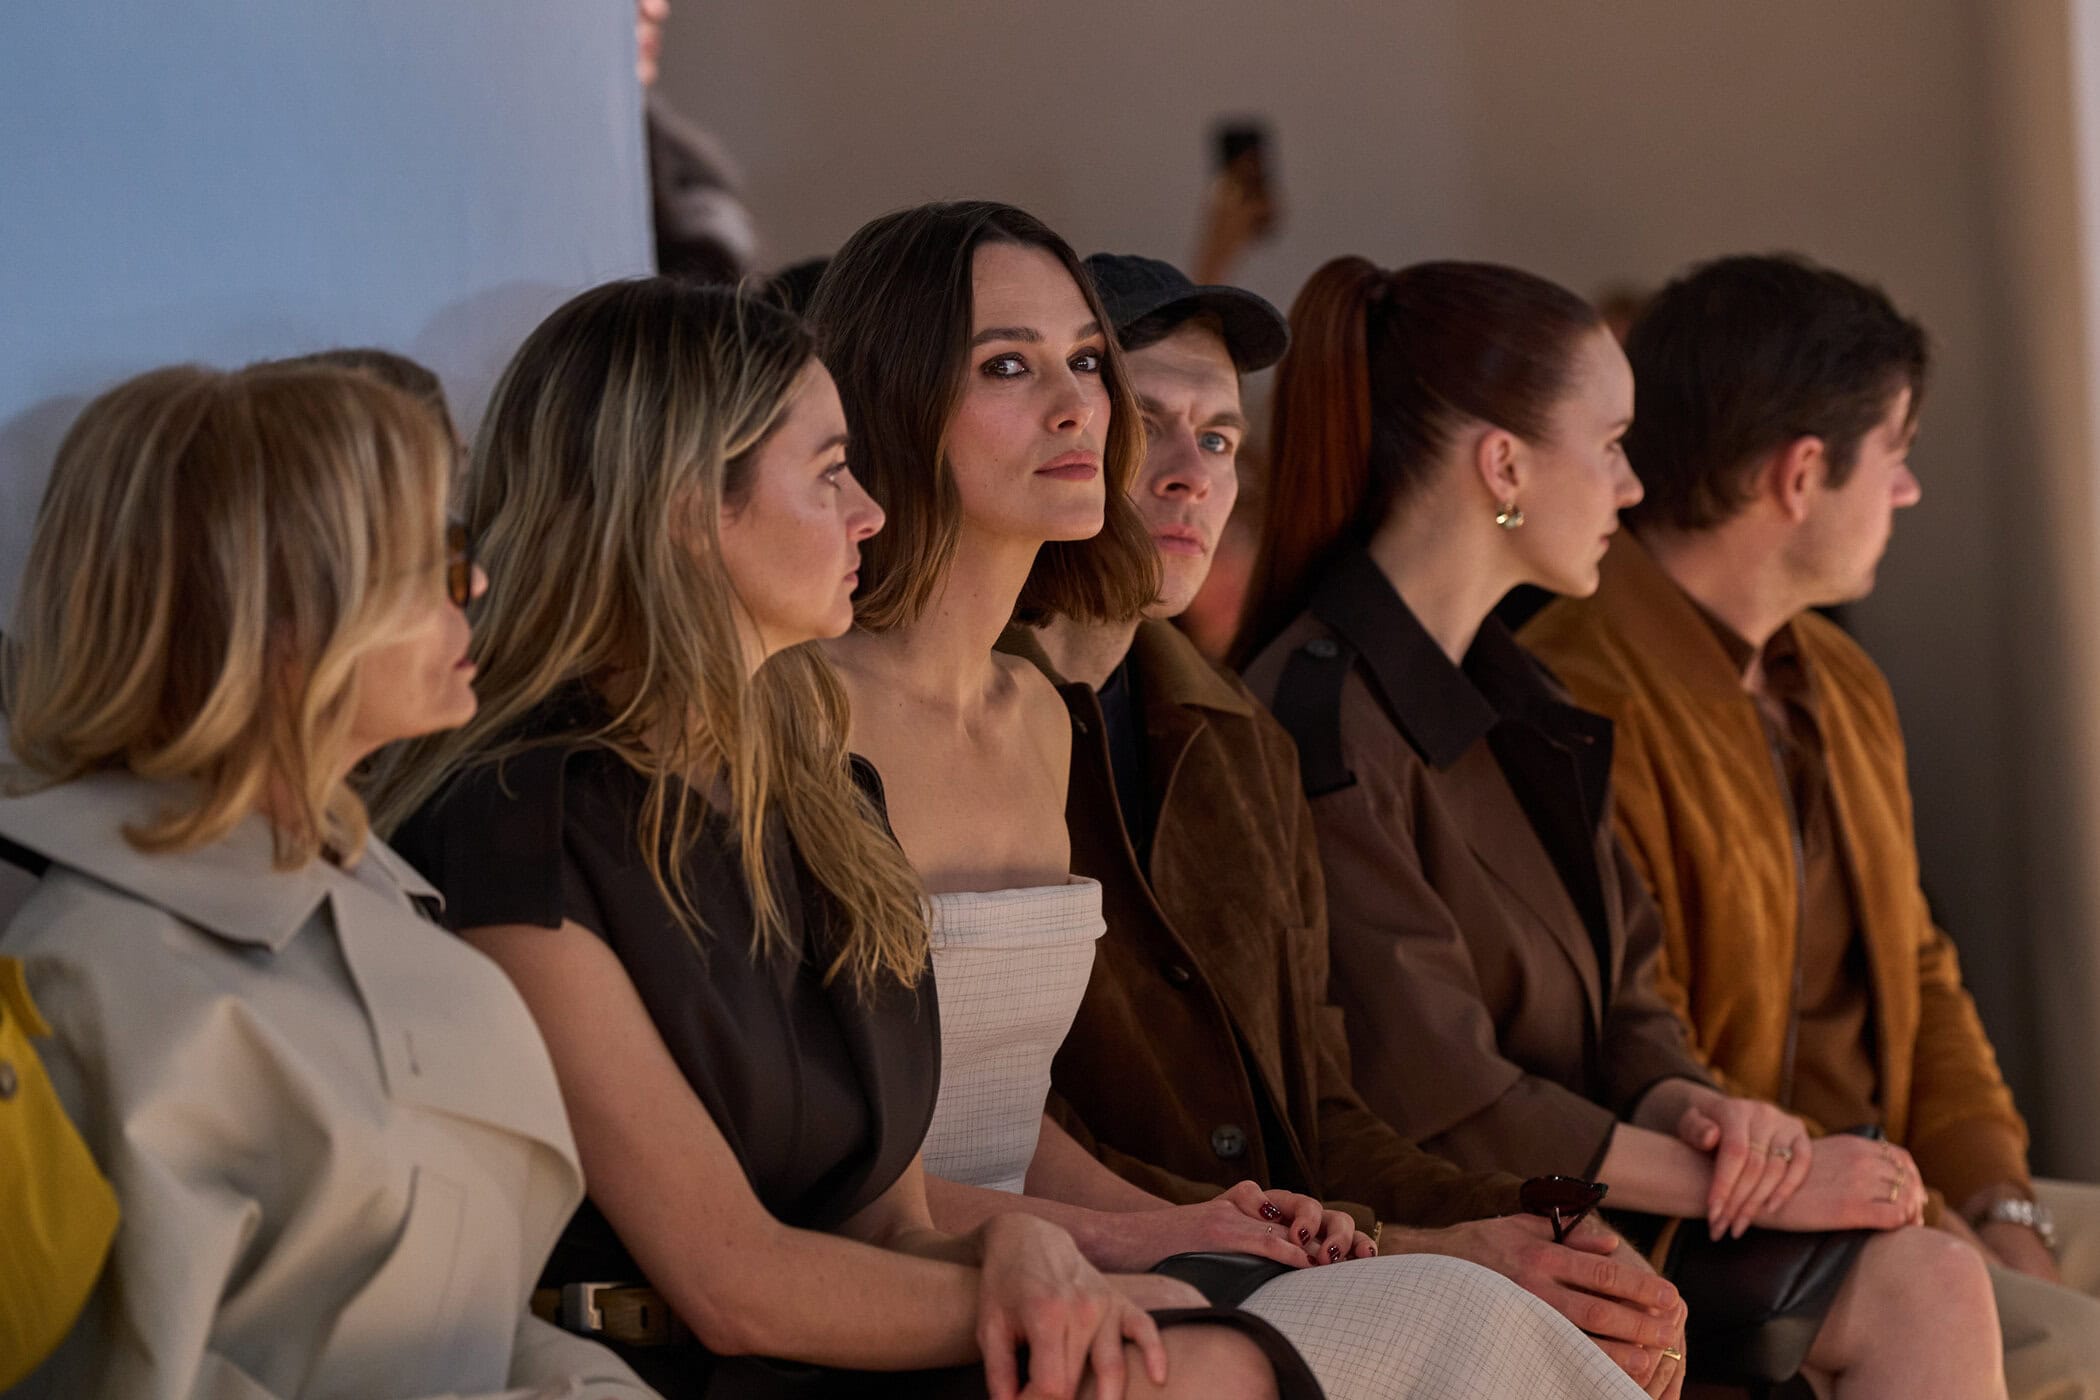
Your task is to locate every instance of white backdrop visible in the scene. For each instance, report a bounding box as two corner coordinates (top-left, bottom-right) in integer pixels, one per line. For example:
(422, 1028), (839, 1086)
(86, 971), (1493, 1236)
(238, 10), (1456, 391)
(0, 0), (654, 622)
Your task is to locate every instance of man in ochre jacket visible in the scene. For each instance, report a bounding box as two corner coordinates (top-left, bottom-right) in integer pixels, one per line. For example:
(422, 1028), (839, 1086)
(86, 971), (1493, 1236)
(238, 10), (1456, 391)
(1523, 253), (2100, 1396)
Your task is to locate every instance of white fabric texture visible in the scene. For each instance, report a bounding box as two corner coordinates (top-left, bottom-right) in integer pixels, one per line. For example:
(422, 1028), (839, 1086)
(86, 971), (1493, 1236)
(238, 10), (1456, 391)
(1240, 1254), (1649, 1400)
(921, 878), (1106, 1193)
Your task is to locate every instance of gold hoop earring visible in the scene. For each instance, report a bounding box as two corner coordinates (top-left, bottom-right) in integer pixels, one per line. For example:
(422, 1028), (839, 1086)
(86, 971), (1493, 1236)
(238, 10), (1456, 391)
(1495, 502), (1525, 530)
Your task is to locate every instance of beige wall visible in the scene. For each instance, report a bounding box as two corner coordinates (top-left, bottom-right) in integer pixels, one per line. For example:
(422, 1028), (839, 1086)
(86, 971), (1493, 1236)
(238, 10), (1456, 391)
(663, 1), (2098, 1171)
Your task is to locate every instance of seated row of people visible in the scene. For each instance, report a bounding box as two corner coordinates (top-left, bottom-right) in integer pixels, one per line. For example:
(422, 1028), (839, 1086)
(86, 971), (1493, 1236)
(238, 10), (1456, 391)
(4, 197), (2095, 1400)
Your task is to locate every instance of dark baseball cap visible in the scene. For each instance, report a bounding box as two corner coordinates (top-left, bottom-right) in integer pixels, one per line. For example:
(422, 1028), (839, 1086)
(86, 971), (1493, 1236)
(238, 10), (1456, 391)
(1084, 253), (1289, 373)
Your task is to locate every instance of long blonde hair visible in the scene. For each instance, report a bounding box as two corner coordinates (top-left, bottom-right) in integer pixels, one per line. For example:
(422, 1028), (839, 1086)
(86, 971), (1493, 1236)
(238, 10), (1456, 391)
(368, 279), (928, 990)
(6, 364), (454, 867)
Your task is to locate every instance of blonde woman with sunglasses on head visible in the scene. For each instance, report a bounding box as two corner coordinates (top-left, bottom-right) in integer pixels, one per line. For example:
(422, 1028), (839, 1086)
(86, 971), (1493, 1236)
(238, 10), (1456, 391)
(0, 364), (653, 1398)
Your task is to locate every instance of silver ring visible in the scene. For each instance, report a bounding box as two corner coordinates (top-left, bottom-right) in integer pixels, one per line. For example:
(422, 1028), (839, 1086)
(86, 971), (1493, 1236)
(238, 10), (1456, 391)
(1771, 1147), (1793, 1162)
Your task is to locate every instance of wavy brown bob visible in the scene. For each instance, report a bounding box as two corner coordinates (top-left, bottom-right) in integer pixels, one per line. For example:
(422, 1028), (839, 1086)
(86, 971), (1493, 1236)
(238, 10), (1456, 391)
(808, 200), (1159, 629)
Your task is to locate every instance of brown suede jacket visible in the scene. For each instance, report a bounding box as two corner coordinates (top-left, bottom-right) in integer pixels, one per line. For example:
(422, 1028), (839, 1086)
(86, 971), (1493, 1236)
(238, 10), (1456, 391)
(1522, 533), (2032, 1211)
(999, 620), (1524, 1230)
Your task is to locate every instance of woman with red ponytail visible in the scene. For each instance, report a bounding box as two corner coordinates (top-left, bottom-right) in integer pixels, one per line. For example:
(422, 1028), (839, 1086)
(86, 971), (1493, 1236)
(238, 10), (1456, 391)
(1238, 257), (2005, 1398)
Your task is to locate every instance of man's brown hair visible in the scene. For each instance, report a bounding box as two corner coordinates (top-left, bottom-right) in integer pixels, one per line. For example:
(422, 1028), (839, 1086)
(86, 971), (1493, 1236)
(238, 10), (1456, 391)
(1622, 254), (1928, 532)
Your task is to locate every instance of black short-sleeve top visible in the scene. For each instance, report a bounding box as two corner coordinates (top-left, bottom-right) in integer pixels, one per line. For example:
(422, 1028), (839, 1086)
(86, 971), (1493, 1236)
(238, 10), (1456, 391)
(391, 694), (940, 1287)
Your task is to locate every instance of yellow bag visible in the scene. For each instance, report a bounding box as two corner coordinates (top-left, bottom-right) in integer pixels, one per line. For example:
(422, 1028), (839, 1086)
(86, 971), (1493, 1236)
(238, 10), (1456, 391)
(0, 955), (118, 1388)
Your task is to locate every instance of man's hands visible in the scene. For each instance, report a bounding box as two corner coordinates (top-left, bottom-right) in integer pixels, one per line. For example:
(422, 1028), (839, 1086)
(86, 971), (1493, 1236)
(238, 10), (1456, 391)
(1083, 1179), (1375, 1272)
(1585, 1232), (1687, 1399)
(975, 1214), (1167, 1400)
(1390, 1214), (1685, 1391)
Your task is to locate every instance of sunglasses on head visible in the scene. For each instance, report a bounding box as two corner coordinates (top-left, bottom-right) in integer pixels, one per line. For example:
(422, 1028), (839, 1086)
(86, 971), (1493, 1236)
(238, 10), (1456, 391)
(445, 520), (475, 607)
(1520, 1175), (1610, 1245)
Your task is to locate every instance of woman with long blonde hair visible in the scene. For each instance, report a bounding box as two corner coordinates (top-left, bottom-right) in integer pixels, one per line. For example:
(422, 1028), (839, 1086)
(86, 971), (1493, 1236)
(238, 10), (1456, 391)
(0, 363), (651, 1398)
(376, 278), (1305, 1399)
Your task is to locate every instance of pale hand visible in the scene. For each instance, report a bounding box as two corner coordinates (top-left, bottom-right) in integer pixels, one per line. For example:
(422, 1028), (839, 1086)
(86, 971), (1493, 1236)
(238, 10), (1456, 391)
(974, 1214), (1166, 1400)
(1755, 1135), (1926, 1232)
(1673, 1088), (1813, 1238)
(1092, 1179), (1371, 1272)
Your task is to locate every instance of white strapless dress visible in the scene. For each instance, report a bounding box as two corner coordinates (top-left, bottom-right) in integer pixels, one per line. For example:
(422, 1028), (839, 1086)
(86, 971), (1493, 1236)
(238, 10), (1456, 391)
(921, 877), (1105, 1193)
(920, 878), (1647, 1400)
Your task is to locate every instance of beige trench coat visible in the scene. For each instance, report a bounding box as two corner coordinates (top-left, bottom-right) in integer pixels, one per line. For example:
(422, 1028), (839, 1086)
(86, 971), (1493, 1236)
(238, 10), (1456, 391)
(0, 755), (653, 1400)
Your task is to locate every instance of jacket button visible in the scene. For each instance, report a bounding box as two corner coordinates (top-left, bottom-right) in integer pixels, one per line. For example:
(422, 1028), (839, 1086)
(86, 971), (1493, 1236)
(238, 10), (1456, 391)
(1304, 637), (1339, 660)
(1163, 962), (1194, 986)
(1211, 1124), (1247, 1160)
(0, 1060), (16, 1101)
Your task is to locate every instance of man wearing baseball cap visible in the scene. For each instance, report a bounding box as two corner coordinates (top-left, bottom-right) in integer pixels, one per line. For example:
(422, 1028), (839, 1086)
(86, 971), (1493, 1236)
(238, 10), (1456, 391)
(998, 254), (1689, 1395)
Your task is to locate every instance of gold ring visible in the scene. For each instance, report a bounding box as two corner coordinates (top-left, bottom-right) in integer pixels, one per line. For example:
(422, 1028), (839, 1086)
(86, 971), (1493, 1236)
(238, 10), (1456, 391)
(1660, 1347), (1684, 1363)
(1888, 1180), (1902, 1203)
(1749, 1142), (1770, 1156)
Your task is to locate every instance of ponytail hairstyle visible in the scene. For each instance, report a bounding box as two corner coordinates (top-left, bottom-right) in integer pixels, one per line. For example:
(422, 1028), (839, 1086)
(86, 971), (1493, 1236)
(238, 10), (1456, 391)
(1230, 257), (1601, 665)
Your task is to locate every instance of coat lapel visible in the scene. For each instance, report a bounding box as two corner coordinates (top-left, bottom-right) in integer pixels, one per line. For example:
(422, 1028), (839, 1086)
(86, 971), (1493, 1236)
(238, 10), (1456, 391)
(1434, 745), (1607, 1027)
(325, 862), (581, 1185)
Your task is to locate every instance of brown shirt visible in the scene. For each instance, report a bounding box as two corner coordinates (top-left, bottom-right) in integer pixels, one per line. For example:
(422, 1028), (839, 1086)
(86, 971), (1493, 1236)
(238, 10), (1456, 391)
(999, 621), (1525, 1230)
(1522, 534), (2031, 1211)
(1243, 551), (1711, 1183)
(1700, 611), (1880, 1133)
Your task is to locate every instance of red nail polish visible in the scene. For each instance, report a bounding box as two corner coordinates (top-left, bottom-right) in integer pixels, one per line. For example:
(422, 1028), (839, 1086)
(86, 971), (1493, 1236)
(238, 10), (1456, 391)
(1327, 1245), (1342, 1261)
(1298, 1229), (1311, 1243)
(1259, 1203), (1281, 1221)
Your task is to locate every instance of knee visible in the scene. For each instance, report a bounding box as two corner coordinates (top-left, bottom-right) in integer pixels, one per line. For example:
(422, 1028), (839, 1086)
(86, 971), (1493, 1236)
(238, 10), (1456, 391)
(1857, 1225), (1999, 1329)
(1154, 1324), (1279, 1400)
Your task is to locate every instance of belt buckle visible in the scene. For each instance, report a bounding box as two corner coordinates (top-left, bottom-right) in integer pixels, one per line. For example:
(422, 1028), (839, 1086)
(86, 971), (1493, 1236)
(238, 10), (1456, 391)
(559, 1281), (615, 1335)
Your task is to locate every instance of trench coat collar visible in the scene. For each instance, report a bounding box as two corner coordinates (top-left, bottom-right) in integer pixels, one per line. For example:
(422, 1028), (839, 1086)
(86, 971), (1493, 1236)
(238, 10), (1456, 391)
(1305, 550), (1497, 770)
(0, 738), (439, 954)
(1310, 550), (1605, 795)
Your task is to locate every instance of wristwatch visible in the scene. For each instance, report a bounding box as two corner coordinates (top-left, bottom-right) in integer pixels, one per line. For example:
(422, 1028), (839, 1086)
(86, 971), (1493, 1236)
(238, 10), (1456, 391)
(1975, 1196), (2059, 1253)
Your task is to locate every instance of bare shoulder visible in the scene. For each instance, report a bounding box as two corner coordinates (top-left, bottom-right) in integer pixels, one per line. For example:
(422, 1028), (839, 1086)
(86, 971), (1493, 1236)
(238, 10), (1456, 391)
(994, 651), (1073, 763)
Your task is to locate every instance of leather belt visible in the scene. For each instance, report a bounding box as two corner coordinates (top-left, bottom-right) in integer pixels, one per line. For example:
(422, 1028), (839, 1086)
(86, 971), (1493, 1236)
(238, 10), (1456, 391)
(531, 1282), (692, 1347)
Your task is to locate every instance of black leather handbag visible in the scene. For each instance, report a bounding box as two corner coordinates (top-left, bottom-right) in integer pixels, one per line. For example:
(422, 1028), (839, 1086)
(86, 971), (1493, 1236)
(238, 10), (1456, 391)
(1662, 1126), (1882, 1386)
